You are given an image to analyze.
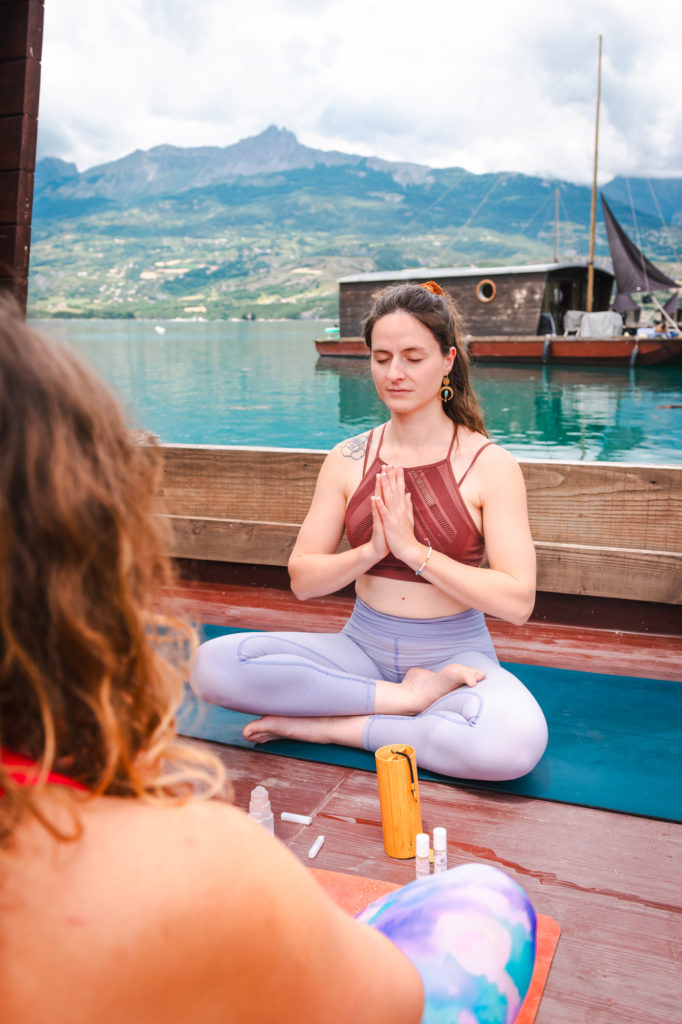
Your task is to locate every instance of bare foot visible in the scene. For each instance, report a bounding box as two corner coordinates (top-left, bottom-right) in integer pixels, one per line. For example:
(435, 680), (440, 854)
(243, 714), (367, 748)
(394, 663), (485, 713)
(241, 663), (486, 746)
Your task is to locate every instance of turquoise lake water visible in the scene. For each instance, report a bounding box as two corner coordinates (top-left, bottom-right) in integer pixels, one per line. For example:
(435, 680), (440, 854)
(36, 318), (682, 465)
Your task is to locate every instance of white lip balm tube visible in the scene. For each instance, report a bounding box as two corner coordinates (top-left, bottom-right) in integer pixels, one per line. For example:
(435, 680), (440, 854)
(308, 835), (325, 859)
(281, 812), (313, 825)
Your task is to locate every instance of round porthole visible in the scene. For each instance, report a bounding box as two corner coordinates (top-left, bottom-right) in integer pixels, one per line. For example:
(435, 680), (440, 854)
(476, 278), (496, 303)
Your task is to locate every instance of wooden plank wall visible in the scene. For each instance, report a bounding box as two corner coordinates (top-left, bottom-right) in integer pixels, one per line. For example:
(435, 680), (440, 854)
(0, 0), (44, 311)
(340, 275), (545, 339)
(157, 445), (682, 605)
(338, 268), (615, 339)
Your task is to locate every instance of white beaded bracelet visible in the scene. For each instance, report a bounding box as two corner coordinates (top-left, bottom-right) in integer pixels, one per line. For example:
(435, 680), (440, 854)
(415, 541), (432, 576)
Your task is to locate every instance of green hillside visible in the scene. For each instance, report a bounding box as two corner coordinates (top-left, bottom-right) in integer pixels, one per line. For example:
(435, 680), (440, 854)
(28, 127), (682, 320)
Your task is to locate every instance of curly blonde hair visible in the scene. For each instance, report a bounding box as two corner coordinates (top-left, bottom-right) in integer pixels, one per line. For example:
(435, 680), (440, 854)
(0, 296), (227, 844)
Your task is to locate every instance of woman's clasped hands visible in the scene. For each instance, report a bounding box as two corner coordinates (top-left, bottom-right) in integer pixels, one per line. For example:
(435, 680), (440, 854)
(369, 465), (423, 568)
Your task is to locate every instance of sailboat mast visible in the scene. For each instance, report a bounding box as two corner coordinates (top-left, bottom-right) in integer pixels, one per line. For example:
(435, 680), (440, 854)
(553, 187), (559, 262)
(586, 34), (603, 312)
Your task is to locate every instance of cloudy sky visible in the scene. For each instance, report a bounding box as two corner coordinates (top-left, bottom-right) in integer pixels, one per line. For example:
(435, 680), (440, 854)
(37, 0), (682, 185)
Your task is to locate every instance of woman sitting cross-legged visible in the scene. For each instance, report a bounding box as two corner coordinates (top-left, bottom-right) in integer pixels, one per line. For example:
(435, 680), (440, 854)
(192, 282), (548, 782)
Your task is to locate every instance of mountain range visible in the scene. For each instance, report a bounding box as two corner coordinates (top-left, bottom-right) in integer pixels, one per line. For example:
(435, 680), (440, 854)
(28, 126), (682, 320)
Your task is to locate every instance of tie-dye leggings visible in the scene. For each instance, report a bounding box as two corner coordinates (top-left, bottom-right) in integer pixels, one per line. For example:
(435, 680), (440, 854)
(358, 862), (536, 1024)
(191, 597), (548, 781)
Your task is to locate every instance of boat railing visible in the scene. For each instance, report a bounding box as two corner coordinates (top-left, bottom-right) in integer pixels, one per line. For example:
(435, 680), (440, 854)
(156, 445), (681, 607)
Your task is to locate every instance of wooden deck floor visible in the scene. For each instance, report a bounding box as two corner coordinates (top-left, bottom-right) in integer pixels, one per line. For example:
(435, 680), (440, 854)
(200, 740), (681, 1024)
(169, 572), (681, 1020)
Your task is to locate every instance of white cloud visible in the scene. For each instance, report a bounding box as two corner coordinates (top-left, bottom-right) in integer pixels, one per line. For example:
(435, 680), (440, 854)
(37, 0), (682, 182)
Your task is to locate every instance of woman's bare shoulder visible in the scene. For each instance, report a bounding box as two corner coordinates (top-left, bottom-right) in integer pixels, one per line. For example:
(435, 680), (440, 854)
(24, 796), (262, 898)
(335, 430), (371, 462)
(5, 796), (423, 1024)
(323, 427), (382, 495)
(456, 430), (517, 469)
(100, 795), (265, 876)
(468, 443), (528, 512)
(32, 798), (319, 963)
(2, 800), (267, 1013)
(455, 433), (524, 506)
(96, 798), (420, 1022)
(479, 440), (518, 469)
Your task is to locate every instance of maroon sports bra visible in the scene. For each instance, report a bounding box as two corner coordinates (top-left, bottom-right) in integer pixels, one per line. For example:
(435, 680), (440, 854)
(345, 425), (495, 584)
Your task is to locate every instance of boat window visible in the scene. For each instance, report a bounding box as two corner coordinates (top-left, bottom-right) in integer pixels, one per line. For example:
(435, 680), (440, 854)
(476, 279), (496, 303)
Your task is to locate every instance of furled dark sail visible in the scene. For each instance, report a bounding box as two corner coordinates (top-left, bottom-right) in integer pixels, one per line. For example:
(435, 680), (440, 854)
(601, 195), (678, 314)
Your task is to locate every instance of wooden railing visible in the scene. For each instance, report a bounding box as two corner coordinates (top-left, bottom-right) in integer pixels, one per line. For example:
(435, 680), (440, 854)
(157, 445), (681, 606)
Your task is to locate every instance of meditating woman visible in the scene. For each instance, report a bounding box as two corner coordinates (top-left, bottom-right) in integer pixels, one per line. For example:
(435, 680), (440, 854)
(0, 296), (536, 1024)
(193, 282), (548, 780)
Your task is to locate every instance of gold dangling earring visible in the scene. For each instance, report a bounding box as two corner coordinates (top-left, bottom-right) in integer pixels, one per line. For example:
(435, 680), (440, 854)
(439, 374), (453, 402)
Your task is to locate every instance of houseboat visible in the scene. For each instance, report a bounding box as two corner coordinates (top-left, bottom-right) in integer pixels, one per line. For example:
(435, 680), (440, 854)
(315, 258), (682, 365)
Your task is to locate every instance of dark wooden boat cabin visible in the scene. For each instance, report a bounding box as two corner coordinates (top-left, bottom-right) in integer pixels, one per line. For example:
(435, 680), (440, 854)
(338, 263), (615, 339)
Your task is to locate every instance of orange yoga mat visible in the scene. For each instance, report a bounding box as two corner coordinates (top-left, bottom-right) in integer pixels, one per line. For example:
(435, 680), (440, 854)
(311, 868), (560, 1024)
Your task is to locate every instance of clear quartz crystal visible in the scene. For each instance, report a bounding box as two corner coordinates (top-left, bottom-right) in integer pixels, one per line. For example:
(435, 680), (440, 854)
(248, 785), (274, 833)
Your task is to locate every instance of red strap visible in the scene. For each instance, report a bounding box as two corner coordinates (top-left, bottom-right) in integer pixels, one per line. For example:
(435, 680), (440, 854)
(375, 423), (388, 461)
(361, 429), (375, 476)
(1, 749), (88, 792)
(457, 441), (496, 486)
(364, 424), (388, 475)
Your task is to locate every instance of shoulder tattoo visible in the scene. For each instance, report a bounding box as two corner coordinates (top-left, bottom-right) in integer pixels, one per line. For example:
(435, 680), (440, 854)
(339, 433), (368, 460)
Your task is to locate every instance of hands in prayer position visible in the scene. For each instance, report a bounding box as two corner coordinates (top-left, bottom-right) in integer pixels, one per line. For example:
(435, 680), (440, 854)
(370, 465), (417, 565)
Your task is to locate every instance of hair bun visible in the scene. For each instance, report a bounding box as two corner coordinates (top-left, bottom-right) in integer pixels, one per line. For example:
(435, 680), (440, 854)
(420, 280), (443, 296)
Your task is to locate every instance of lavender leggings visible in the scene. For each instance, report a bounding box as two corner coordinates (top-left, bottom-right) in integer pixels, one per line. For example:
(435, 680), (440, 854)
(191, 598), (548, 781)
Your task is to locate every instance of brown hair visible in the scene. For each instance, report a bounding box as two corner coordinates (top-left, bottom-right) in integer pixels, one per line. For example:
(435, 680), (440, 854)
(0, 295), (226, 844)
(362, 282), (488, 435)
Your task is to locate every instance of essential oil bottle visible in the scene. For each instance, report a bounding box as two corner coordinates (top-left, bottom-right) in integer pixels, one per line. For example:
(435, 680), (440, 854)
(433, 826), (447, 873)
(415, 832), (430, 878)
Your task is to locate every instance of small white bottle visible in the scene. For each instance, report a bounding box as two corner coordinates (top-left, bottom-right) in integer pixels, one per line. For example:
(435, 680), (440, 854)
(248, 785), (274, 834)
(415, 832), (430, 878)
(433, 826), (448, 873)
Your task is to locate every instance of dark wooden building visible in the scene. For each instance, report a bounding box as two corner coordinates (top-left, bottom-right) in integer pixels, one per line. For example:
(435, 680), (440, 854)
(0, 0), (44, 312)
(338, 263), (615, 338)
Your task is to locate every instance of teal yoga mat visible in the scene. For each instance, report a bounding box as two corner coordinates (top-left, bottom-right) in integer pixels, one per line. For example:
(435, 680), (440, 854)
(178, 626), (682, 823)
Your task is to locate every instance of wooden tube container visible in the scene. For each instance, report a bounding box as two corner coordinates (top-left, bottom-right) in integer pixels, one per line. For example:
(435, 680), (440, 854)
(375, 744), (423, 859)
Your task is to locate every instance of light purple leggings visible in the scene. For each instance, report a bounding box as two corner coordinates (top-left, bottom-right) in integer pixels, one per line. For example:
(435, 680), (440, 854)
(191, 597), (548, 781)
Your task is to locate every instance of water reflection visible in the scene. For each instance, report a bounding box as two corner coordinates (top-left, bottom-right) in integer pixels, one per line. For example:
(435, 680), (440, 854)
(316, 355), (682, 464)
(470, 363), (680, 462)
(35, 318), (682, 464)
(314, 357), (384, 430)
